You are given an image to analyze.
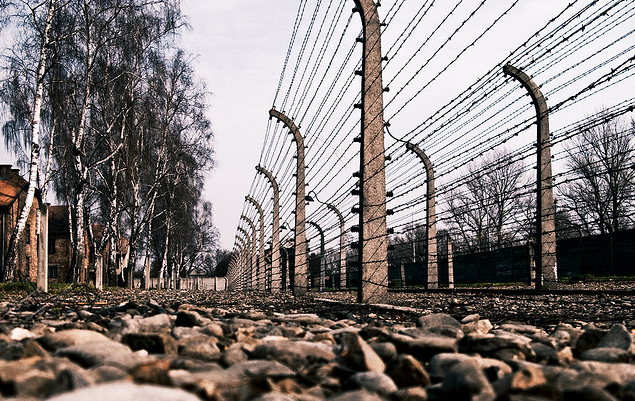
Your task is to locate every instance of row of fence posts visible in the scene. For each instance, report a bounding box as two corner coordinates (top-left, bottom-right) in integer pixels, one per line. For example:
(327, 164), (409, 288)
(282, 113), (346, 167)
(227, 0), (557, 300)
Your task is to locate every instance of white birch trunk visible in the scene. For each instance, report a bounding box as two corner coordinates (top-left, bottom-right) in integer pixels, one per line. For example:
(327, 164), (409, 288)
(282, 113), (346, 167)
(160, 218), (170, 289)
(4, 0), (56, 281)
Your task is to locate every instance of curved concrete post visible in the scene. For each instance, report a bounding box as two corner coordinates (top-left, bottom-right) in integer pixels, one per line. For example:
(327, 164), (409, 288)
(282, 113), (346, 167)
(503, 64), (557, 290)
(240, 215), (258, 290)
(308, 221), (325, 291)
(245, 196), (266, 291)
(236, 231), (249, 291)
(269, 108), (307, 296)
(307, 221), (325, 255)
(354, 0), (388, 303)
(406, 142), (438, 289)
(256, 165), (281, 293)
(325, 204), (346, 289)
(228, 252), (239, 291)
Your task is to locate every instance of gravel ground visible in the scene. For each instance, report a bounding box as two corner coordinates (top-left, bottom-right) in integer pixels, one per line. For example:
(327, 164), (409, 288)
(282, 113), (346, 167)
(1, 281), (633, 329)
(0, 283), (633, 400)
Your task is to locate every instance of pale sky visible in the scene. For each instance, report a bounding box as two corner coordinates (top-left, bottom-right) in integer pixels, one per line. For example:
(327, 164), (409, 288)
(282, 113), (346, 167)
(180, 1), (298, 249)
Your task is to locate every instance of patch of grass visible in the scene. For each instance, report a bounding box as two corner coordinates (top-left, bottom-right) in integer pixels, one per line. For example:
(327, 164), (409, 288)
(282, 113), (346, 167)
(0, 281), (35, 292)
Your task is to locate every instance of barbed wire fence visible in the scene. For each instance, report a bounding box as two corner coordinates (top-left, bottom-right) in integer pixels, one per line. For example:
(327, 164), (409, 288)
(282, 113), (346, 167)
(228, 0), (635, 300)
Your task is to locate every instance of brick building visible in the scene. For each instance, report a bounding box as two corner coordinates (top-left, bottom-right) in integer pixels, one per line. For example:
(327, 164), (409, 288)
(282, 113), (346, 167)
(48, 205), (127, 285)
(0, 164), (41, 282)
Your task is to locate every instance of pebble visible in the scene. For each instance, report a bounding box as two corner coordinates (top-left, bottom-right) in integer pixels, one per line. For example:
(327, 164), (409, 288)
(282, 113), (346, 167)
(0, 289), (633, 400)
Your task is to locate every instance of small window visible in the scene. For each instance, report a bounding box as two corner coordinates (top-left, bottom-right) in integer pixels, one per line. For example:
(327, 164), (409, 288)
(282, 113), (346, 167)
(48, 237), (56, 255)
(48, 264), (58, 278)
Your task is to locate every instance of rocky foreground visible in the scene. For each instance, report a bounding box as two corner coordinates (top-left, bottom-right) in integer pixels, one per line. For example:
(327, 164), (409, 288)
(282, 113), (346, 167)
(0, 287), (634, 400)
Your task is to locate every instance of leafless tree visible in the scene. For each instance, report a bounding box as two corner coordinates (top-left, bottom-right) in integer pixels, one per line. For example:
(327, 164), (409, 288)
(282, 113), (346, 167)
(444, 148), (531, 253)
(388, 223), (427, 266)
(558, 112), (635, 234)
(1, 0), (59, 280)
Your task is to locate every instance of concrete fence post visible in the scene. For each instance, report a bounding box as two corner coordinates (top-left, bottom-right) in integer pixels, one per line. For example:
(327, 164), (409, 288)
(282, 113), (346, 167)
(246, 196), (266, 291)
(503, 64), (557, 290)
(308, 221), (325, 291)
(269, 109), (307, 296)
(447, 235), (454, 289)
(354, 0), (389, 303)
(406, 142), (438, 289)
(240, 215), (258, 290)
(256, 165), (281, 293)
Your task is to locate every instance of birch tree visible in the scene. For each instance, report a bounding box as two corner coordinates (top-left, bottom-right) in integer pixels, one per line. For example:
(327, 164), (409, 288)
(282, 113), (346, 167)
(1, 0), (58, 281)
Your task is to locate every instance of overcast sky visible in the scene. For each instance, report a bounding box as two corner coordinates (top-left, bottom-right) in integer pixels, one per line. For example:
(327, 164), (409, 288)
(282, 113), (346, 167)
(180, 1), (298, 249)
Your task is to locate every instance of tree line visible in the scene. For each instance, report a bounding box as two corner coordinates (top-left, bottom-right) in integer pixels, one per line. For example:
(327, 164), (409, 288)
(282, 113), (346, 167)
(0, 0), (221, 285)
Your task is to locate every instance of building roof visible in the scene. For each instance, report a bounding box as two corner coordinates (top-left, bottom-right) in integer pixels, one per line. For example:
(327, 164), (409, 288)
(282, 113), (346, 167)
(0, 165), (28, 208)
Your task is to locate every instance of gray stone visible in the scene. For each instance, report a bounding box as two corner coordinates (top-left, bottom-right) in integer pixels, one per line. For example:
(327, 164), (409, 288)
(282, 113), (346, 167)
(427, 353), (512, 383)
(56, 341), (147, 369)
(0, 356), (55, 398)
(275, 314), (324, 326)
(597, 324), (634, 351)
(122, 332), (178, 355)
(441, 358), (495, 401)
(555, 366), (619, 393)
(498, 323), (546, 336)
(226, 359), (296, 379)
(108, 314), (173, 340)
(550, 329), (572, 350)
(460, 332), (535, 361)
(221, 346), (248, 366)
(169, 357), (223, 373)
(339, 332), (385, 372)
(530, 341), (557, 362)
(347, 371), (398, 395)
(385, 354), (430, 388)
(172, 326), (202, 340)
(252, 340), (336, 371)
(417, 313), (463, 339)
(327, 389), (386, 401)
(389, 332), (458, 362)
(461, 314), (480, 324)
(178, 336), (221, 362)
(201, 322), (224, 338)
(462, 319), (493, 336)
(580, 347), (631, 363)
(38, 329), (110, 351)
(253, 392), (296, 401)
(572, 360), (635, 385)
(492, 363), (546, 394)
(562, 386), (619, 401)
(390, 386), (428, 401)
(176, 310), (210, 327)
(89, 365), (132, 383)
(134, 314), (174, 332)
(46, 382), (201, 401)
(575, 326), (608, 355)
(240, 311), (270, 321)
(370, 341), (397, 363)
